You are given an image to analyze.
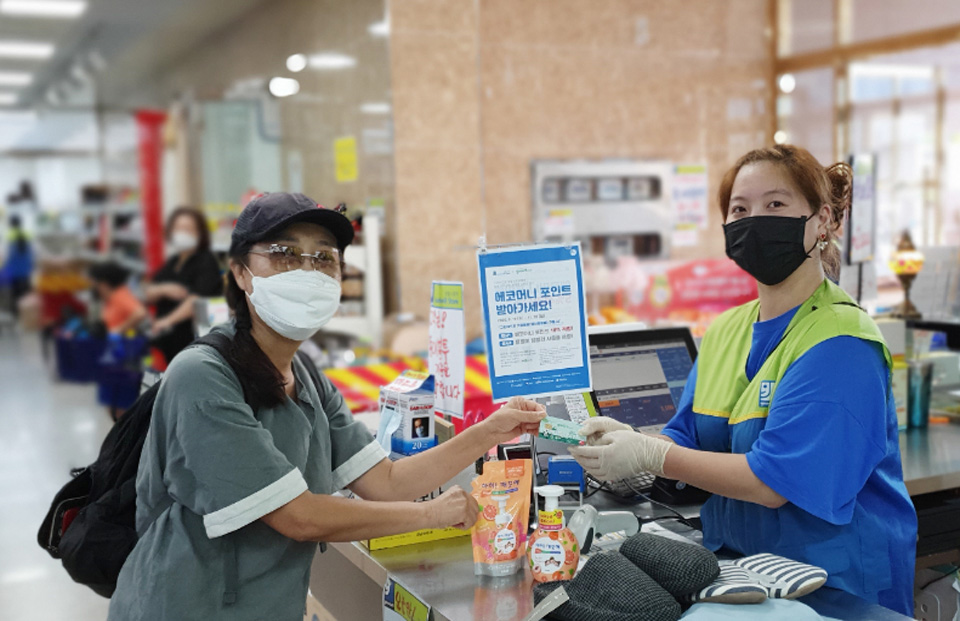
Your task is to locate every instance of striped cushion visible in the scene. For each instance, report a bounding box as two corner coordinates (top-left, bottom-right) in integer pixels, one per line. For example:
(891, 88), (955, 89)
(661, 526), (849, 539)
(685, 563), (768, 605)
(733, 553), (828, 599)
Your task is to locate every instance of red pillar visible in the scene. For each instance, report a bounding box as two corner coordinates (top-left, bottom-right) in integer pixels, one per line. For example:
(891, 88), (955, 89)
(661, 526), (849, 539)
(135, 110), (167, 274)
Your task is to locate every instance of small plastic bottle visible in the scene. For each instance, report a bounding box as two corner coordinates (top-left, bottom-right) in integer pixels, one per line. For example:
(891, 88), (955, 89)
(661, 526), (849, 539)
(528, 485), (580, 583)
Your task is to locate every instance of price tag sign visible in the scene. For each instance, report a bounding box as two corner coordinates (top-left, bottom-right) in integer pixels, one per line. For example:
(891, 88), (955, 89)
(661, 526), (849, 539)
(383, 577), (431, 621)
(429, 281), (465, 419)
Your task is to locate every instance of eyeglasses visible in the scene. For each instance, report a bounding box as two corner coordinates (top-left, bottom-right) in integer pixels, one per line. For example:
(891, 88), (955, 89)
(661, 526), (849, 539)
(248, 244), (342, 276)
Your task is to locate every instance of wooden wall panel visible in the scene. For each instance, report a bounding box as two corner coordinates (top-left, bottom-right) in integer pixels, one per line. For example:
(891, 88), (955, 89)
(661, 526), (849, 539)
(391, 0), (775, 339)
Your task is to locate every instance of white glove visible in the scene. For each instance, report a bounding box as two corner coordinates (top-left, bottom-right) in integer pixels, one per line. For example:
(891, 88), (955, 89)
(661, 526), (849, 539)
(577, 416), (633, 446)
(569, 430), (671, 481)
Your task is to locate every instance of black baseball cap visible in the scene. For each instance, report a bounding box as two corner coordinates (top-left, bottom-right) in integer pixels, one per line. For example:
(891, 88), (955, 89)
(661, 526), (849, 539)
(229, 192), (355, 254)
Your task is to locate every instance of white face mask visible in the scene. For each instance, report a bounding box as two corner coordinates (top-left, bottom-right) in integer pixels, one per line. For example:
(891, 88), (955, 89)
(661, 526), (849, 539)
(170, 231), (198, 252)
(245, 268), (341, 341)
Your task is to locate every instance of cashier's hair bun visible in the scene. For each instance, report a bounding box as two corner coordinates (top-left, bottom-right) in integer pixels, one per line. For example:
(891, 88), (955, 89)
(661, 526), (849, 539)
(824, 161), (853, 227)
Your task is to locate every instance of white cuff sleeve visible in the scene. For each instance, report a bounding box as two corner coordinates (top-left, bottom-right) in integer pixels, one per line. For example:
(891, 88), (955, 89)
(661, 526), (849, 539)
(202, 468), (308, 539)
(332, 440), (388, 491)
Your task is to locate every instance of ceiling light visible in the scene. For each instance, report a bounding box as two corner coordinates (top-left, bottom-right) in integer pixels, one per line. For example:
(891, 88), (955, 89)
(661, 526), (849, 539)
(286, 53), (307, 73)
(368, 20), (389, 37)
(0, 0), (86, 18)
(778, 74), (796, 94)
(308, 53), (356, 70)
(0, 92), (18, 105)
(773, 130), (788, 144)
(0, 72), (32, 86)
(0, 41), (56, 59)
(269, 77), (300, 98)
(359, 102), (391, 114)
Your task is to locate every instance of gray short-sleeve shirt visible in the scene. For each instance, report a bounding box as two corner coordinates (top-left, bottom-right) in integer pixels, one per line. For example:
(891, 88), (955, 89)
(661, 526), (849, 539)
(108, 325), (386, 620)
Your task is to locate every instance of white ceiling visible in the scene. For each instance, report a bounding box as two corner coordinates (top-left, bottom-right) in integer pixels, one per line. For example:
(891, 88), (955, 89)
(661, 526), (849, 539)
(0, 0), (270, 109)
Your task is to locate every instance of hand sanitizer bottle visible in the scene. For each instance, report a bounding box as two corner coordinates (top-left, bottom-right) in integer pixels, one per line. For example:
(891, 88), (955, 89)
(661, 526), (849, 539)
(529, 485), (580, 583)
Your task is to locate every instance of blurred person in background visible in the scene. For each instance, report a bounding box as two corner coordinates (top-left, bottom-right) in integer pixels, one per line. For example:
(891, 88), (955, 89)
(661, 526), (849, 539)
(107, 193), (546, 620)
(572, 145), (916, 615)
(145, 207), (222, 365)
(89, 261), (147, 335)
(3, 215), (33, 318)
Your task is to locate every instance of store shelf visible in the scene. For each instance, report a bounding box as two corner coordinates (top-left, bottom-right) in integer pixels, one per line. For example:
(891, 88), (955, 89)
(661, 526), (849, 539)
(108, 204), (142, 216)
(324, 216), (383, 346)
(78, 250), (105, 262)
(37, 231), (84, 240)
(113, 255), (146, 273)
(324, 316), (375, 338)
(112, 231), (143, 243)
(343, 245), (366, 272)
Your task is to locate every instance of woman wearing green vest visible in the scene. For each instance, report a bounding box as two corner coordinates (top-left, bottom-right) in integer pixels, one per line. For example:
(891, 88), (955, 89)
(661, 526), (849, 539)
(571, 145), (917, 615)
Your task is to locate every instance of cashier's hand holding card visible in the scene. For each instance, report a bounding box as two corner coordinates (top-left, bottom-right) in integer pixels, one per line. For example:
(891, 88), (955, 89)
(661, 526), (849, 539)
(482, 397), (546, 444)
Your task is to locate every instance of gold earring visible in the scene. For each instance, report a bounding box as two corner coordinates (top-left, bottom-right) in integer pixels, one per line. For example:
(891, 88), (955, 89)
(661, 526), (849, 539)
(818, 233), (828, 251)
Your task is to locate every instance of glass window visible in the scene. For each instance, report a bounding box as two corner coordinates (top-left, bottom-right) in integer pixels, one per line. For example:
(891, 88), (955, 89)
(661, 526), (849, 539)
(852, 0), (960, 43)
(777, 68), (835, 165)
(779, 0), (835, 56)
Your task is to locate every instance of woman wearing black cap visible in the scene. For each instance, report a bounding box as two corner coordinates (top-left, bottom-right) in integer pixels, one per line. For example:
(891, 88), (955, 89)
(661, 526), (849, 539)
(108, 193), (546, 620)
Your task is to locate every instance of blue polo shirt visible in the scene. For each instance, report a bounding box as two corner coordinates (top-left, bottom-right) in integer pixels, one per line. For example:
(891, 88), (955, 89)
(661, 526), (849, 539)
(662, 307), (917, 616)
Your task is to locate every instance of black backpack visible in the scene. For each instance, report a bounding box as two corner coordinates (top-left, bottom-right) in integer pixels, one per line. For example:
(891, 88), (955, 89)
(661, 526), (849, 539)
(37, 331), (327, 597)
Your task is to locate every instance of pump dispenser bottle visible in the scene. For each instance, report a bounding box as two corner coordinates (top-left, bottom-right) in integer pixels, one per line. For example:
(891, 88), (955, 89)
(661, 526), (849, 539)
(529, 485), (580, 583)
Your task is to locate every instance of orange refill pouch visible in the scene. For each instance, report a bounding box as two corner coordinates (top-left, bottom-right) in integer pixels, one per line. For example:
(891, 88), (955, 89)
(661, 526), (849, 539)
(470, 459), (533, 577)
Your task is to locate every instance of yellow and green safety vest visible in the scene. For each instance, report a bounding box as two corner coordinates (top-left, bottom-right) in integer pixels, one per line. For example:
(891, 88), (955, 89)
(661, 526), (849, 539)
(693, 279), (892, 426)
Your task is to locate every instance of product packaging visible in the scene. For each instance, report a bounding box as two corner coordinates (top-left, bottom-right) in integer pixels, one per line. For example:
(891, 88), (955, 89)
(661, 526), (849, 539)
(471, 459), (533, 577)
(529, 485), (580, 583)
(378, 371), (439, 455)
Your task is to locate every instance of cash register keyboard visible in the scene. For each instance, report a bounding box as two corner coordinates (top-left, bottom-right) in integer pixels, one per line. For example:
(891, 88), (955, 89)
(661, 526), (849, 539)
(604, 472), (656, 496)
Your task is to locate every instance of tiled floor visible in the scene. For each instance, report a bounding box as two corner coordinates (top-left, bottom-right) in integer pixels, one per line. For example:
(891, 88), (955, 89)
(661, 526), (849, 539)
(0, 330), (113, 620)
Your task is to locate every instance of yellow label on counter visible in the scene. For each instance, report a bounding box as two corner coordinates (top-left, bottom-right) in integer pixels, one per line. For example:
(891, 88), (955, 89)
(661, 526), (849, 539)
(393, 582), (429, 621)
(364, 526), (470, 551)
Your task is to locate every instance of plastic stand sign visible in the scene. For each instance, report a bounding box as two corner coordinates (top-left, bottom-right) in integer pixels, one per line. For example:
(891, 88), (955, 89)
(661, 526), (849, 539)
(429, 281), (465, 419)
(383, 576), (430, 621)
(477, 242), (592, 402)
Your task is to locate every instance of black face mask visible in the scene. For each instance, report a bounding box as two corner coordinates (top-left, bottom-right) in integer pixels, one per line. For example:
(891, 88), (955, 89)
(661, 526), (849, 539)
(723, 215), (817, 286)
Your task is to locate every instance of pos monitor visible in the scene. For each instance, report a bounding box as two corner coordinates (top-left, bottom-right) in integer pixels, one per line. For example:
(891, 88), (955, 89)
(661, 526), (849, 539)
(587, 324), (698, 434)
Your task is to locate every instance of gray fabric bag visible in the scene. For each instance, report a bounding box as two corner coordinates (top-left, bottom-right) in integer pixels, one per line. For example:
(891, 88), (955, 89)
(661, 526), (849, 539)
(619, 533), (720, 598)
(534, 551), (682, 621)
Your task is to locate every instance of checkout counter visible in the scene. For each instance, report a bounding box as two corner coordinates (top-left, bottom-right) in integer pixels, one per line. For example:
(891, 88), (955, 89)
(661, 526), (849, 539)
(306, 423), (960, 621)
(305, 323), (960, 620)
(308, 488), (922, 621)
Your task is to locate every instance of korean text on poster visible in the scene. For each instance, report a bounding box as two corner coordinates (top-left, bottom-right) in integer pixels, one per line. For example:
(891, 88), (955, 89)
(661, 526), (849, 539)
(477, 243), (592, 401)
(429, 281), (465, 419)
(673, 164), (709, 231)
